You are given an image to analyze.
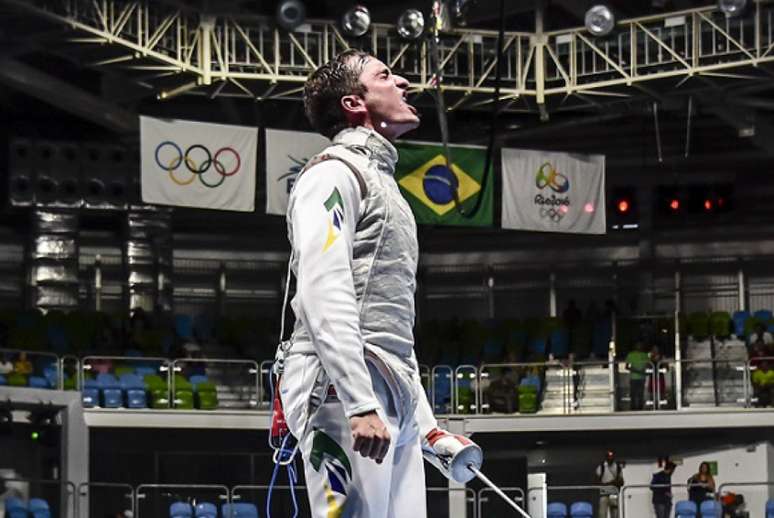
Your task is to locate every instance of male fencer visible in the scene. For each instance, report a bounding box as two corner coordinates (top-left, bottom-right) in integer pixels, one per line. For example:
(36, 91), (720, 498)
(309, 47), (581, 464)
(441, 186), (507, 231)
(276, 49), (483, 518)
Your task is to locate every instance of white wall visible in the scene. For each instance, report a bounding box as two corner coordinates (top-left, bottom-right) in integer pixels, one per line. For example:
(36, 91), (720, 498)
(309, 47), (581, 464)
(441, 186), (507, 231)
(619, 442), (772, 518)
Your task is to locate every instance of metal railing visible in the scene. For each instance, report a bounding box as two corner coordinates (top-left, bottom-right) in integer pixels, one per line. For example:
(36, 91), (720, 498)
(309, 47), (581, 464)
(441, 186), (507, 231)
(0, 348), (60, 390)
(478, 486), (525, 518)
(747, 356), (774, 407)
(135, 483), (230, 518)
(620, 483), (695, 518)
(78, 482), (134, 518)
(171, 358), (260, 409)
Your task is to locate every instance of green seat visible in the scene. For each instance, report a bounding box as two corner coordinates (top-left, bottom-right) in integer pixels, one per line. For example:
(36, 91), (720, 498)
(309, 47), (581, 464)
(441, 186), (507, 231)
(197, 390), (219, 410)
(709, 311), (731, 338)
(174, 390), (194, 409)
(63, 376), (77, 391)
(114, 366), (134, 377)
(687, 312), (710, 340)
(456, 387), (475, 414)
(144, 374), (169, 408)
(518, 386), (538, 414)
(8, 372), (27, 387)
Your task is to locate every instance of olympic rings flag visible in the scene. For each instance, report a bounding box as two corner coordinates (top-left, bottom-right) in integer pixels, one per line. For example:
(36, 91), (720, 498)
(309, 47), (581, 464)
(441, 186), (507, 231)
(140, 116), (257, 212)
(501, 148), (606, 234)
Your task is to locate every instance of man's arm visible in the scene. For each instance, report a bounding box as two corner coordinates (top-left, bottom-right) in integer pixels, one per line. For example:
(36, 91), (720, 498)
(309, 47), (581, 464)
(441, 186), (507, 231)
(289, 161), (389, 462)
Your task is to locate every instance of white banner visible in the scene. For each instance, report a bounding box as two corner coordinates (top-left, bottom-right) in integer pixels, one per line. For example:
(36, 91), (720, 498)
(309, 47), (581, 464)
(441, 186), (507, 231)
(265, 129), (330, 215)
(501, 148), (606, 234)
(140, 116), (257, 212)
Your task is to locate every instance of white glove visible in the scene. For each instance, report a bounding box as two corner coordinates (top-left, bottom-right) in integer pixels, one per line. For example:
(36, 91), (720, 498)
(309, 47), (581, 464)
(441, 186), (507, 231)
(422, 428), (483, 483)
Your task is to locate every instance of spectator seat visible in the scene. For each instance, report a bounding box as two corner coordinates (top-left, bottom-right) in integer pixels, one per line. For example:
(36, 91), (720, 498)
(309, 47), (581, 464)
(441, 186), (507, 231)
(29, 498), (51, 518)
(195, 502), (217, 518)
(3, 497), (27, 518)
(97, 373), (122, 408)
(120, 373), (148, 408)
(170, 502), (193, 518)
(700, 500), (721, 518)
(765, 499), (774, 518)
(547, 502), (568, 518)
(731, 311), (751, 338)
(675, 500), (697, 518)
(569, 501), (593, 518)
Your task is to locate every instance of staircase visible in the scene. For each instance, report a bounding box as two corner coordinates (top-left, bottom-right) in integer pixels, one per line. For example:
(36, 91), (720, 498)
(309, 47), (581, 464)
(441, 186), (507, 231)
(683, 338), (748, 408)
(196, 343), (261, 409)
(572, 365), (613, 414)
(539, 367), (571, 414)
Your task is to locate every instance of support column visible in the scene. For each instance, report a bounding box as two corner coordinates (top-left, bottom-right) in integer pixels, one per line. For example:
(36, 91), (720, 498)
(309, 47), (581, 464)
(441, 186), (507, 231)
(737, 265), (746, 311)
(549, 272), (557, 317)
(124, 207), (173, 314)
(674, 270), (683, 411)
(29, 209), (80, 310)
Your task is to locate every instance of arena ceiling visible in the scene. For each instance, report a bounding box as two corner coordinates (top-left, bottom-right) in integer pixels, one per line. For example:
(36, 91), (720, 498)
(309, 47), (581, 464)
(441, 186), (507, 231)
(0, 0), (773, 248)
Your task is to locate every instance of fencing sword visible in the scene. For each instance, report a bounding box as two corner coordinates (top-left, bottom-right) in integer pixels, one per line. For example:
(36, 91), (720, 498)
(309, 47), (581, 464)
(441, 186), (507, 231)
(468, 464), (533, 518)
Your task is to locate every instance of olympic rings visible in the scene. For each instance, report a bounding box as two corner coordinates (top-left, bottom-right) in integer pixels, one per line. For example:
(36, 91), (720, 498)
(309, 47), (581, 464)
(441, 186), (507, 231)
(535, 162), (570, 194)
(154, 141), (241, 189)
(540, 206), (566, 222)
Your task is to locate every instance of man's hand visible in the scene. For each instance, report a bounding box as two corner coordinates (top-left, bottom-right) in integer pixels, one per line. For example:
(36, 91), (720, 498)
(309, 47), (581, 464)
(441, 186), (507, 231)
(350, 410), (391, 464)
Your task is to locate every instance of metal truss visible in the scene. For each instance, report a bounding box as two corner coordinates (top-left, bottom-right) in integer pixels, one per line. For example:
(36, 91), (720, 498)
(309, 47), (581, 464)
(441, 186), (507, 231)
(4, 0), (774, 112)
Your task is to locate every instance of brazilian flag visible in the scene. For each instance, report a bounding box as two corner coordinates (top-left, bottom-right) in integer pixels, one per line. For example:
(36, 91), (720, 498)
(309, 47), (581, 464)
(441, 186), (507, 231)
(395, 142), (493, 227)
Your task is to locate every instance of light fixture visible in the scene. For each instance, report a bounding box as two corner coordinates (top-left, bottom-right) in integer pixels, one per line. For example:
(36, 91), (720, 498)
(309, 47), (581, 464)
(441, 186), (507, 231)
(341, 5), (371, 38)
(276, 0), (306, 32)
(397, 9), (426, 40)
(584, 5), (616, 37)
(719, 0), (747, 18)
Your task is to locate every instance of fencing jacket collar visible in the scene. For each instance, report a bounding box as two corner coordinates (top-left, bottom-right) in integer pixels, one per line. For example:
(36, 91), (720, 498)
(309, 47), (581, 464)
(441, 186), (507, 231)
(333, 126), (399, 175)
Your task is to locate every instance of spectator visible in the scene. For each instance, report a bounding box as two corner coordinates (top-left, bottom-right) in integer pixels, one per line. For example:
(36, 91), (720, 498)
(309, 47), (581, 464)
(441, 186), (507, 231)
(751, 359), (774, 407)
(0, 353), (13, 376)
(749, 340), (770, 369)
(647, 346), (667, 408)
(625, 342), (650, 410)
(13, 352), (33, 376)
(688, 461), (716, 515)
(748, 322), (773, 347)
(595, 450), (624, 518)
(650, 461), (676, 518)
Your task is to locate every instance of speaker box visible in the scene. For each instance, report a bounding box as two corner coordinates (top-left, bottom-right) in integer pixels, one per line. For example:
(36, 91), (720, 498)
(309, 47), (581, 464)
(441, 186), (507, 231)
(82, 144), (130, 210)
(8, 139), (35, 206)
(34, 141), (83, 208)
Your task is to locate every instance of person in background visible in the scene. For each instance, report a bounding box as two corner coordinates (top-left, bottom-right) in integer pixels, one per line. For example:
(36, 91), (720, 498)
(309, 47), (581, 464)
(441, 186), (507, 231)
(625, 341), (650, 410)
(688, 461), (716, 516)
(13, 351), (33, 376)
(749, 339), (770, 369)
(595, 450), (624, 518)
(751, 359), (774, 407)
(0, 353), (13, 376)
(650, 461), (676, 518)
(748, 322), (773, 347)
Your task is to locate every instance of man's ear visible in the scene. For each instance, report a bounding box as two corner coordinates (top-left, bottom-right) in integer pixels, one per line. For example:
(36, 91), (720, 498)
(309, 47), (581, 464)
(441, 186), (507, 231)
(341, 94), (366, 118)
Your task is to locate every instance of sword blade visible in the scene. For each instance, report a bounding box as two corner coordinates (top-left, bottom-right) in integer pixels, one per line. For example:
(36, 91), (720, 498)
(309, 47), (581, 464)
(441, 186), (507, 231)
(468, 465), (532, 518)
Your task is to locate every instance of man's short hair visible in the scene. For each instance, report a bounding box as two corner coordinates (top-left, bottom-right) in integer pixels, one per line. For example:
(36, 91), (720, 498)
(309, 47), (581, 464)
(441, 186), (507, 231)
(664, 461), (676, 471)
(303, 49), (371, 139)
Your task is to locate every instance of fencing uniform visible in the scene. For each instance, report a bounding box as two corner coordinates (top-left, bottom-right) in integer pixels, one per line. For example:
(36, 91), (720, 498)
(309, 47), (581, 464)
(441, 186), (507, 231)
(280, 126), (438, 518)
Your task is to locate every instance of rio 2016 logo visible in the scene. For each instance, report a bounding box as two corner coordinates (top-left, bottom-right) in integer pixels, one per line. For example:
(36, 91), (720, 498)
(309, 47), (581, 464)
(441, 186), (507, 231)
(534, 162), (570, 222)
(155, 141), (241, 188)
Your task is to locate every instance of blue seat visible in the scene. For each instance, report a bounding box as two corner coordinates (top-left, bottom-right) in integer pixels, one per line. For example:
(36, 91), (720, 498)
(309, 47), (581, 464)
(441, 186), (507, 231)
(195, 502), (217, 518)
(675, 500), (697, 518)
(766, 499), (774, 518)
(136, 366), (157, 377)
(732, 310), (751, 337)
(170, 501), (193, 518)
(520, 375), (542, 393)
(0, 373), (6, 385)
(29, 498), (51, 518)
(43, 365), (59, 388)
(28, 376), (50, 389)
(569, 501), (593, 518)
(175, 314), (194, 341)
(120, 373), (147, 408)
(4, 497), (27, 518)
(222, 503), (259, 518)
(700, 500), (721, 518)
(528, 337), (547, 355)
(547, 502), (568, 518)
(82, 378), (100, 407)
(754, 309), (773, 322)
(97, 373), (122, 408)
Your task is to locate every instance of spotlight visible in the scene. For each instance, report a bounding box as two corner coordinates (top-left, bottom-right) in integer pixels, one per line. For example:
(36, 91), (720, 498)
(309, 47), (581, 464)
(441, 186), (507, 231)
(585, 5), (616, 37)
(341, 5), (371, 38)
(617, 199), (630, 214)
(669, 199), (680, 211)
(703, 198), (713, 212)
(397, 9), (426, 40)
(719, 0), (747, 18)
(276, 0), (306, 32)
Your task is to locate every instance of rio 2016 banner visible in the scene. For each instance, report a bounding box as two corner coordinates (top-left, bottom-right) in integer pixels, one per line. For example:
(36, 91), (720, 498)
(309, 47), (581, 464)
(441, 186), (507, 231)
(265, 128), (330, 216)
(501, 148), (606, 234)
(140, 116), (258, 212)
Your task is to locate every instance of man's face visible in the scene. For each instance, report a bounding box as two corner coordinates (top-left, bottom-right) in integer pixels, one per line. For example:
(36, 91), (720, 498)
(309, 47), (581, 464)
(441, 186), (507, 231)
(355, 57), (419, 140)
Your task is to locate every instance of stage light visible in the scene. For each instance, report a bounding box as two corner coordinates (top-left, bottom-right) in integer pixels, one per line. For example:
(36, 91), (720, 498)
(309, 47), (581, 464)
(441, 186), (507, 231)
(617, 199), (630, 214)
(585, 5), (616, 37)
(703, 198), (713, 211)
(276, 0), (306, 32)
(341, 5), (371, 38)
(397, 9), (425, 40)
(719, 0), (747, 18)
(669, 199), (680, 211)
(584, 203), (595, 213)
